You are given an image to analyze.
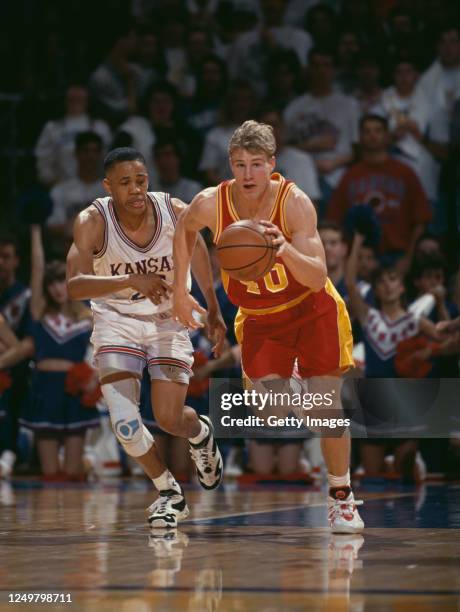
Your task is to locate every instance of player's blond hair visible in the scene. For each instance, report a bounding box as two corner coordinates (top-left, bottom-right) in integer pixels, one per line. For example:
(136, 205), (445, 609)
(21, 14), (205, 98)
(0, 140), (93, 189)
(228, 120), (276, 158)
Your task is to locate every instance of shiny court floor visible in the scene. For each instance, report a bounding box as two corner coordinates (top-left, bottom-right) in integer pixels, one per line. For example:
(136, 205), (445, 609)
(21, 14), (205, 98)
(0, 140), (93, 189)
(0, 479), (459, 610)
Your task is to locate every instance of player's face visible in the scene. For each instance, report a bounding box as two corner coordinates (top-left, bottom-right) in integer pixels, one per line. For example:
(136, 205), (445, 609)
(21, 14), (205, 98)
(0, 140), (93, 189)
(47, 279), (68, 305)
(374, 271), (404, 303)
(319, 229), (347, 270)
(103, 161), (149, 216)
(0, 245), (19, 282)
(230, 149), (275, 199)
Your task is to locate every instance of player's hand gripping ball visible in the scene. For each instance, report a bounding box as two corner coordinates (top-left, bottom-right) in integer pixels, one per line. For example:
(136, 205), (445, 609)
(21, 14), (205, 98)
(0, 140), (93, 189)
(216, 220), (277, 281)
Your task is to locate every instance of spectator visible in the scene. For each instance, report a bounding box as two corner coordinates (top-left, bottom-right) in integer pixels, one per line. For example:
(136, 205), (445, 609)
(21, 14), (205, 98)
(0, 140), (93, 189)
(380, 58), (443, 205)
(327, 114), (432, 270)
(35, 84), (111, 186)
(135, 27), (167, 87)
(89, 25), (147, 125)
(304, 3), (337, 46)
(0, 227), (99, 480)
(352, 53), (384, 116)
(199, 80), (258, 185)
(283, 47), (359, 212)
(417, 26), (460, 119)
(116, 81), (200, 181)
(153, 139), (203, 202)
(414, 232), (443, 258)
(264, 49), (302, 112)
(186, 55), (228, 138)
(0, 235), (31, 479)
(318, 222), (348, 298)
(258, 107), (320, 205)
(228, 0), (312, 97)
(47, 131), (106, 256)
(168, 27), (214, 98)
(335, 29), (361, 94)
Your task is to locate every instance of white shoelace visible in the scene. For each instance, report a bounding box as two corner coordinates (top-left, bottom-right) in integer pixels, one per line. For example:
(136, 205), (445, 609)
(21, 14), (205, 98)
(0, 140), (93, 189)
(190, 446), (212, 470)
(329, 498), (363, 521)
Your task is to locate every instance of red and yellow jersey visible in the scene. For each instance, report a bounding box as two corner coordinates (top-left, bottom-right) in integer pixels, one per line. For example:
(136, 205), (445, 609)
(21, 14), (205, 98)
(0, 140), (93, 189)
(213, 173), (312, 314)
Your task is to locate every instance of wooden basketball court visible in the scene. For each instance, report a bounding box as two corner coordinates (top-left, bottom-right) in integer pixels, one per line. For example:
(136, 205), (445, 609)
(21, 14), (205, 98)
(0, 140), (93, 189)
(1, 480), (459, 610)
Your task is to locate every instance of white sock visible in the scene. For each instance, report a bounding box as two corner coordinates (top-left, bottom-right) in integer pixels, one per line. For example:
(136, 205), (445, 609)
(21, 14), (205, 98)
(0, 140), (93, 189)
(152, 470), (181, 494)
(328, 471), (351, 489)
(0, 450), (16, 471)
(189, 420), (209, 445)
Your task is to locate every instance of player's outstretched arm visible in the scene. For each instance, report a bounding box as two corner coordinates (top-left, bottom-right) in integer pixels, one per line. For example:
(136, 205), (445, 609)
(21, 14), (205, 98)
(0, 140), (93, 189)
(66, 206), (170, 304)
(172, 189), (217, 329)
(172, 198), (226, 354)
(261, 188), (327, 291)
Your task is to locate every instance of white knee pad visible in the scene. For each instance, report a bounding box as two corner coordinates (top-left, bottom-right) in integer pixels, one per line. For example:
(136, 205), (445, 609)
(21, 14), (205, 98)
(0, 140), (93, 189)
(101, 378), (154, 458)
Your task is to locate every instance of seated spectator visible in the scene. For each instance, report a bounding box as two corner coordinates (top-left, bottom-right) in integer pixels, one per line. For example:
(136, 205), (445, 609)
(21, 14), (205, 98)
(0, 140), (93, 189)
(47, 131), (105, 256)
(327, 114), (432, 272)
(35, 84), (111, 187)
(135, 26), (167, 88)
(89, 24), (148, 125)
(352, 52), (384, 116)
(414, 232), (443, 258)
(185, 55), (228, 139)
(264, 49), (303, 112)
(380, 58), (444, 206)
(283, 47), (359, 214)
(228, 0), (312, 97)
(318, 222), (348, 298)
(168, 27), (214, 98)
(304, 3), (337, 46)
(335, 29), (361, 94)
(258, 107), (320, 205)
(116, 81), (200, 181)
(153, 139), (202, 202)
(199, 80), (258, 185)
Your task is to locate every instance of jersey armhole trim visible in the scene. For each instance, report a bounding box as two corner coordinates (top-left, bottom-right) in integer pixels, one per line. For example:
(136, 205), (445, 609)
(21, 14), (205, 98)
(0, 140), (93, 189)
(279, 182), (294, 239)
(92, 200), (108, 258)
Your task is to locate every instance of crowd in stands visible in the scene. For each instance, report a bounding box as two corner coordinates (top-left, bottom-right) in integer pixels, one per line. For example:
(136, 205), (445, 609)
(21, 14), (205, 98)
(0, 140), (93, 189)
(1, 0), (460, 484)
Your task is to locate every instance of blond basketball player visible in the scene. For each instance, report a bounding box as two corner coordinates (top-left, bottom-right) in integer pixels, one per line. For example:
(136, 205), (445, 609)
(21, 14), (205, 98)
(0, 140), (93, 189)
(66, 147), (225, 530)
(172, 121), (364, 533)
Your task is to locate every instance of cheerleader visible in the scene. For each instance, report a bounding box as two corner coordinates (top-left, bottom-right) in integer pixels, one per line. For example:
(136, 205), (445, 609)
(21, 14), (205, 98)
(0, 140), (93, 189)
(0, 226), (99, 479)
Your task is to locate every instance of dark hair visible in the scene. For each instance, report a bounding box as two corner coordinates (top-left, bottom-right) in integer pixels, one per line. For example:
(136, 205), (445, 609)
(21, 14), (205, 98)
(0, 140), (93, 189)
(371, 264), (405, 308)
(75, 130), (103, 150)
(103, 147), (146, 173)
(308, 46), (336, 64)
(359, 113), (389, 131)
(0, 233), (19, 254)
(411, 253), (447, 279)
(153, 138), (182, 158)
(318, 221), (345, 240)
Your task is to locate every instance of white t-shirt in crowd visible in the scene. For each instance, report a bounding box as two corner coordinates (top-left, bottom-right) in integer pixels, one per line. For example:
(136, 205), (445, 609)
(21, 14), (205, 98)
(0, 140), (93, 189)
(418, 60), (460, 117)
(158, 177), (203, 203)
(48, 178), (106, 225)
(380, 86), (441, 201)
(117, 116), (158, 186)
(275, 146), (321, 201)
(283, 92), (359, 187)
(35, 115), (111, 185)
(199, 125), (236, 180)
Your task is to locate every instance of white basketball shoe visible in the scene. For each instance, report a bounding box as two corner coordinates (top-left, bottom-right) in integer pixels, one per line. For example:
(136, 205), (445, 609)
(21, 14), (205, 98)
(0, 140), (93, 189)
(189, 415), (223, 490)
(147, 487), (190, 529)
(328, 490), (364, 534)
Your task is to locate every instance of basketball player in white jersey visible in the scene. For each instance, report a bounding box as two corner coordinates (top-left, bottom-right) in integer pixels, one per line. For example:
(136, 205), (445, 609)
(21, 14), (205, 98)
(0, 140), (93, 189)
(66, 147), (225, 530)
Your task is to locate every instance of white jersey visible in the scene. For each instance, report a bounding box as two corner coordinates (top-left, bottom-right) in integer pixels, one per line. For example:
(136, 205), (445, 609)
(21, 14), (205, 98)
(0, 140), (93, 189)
(91, 192), (190, 316)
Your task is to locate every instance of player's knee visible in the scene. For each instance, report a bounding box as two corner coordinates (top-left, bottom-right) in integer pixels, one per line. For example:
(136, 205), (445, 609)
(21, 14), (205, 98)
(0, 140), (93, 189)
(113, 418), (154, 457)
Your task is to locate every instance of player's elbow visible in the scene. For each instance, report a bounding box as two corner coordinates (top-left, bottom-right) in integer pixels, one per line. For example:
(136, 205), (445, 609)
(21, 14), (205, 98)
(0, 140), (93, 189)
(310, 263), (327, 292)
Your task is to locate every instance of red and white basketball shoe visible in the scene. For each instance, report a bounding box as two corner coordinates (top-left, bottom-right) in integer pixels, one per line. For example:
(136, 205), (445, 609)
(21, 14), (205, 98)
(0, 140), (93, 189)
(328, 491), (364, 533)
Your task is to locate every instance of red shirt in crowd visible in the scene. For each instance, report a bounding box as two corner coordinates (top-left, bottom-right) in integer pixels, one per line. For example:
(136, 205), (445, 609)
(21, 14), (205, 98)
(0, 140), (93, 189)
(327, 158), (432, 253)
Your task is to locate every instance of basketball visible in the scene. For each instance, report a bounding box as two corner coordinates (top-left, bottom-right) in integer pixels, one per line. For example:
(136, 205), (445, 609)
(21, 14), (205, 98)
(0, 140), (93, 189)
(216, 220), (277, 281)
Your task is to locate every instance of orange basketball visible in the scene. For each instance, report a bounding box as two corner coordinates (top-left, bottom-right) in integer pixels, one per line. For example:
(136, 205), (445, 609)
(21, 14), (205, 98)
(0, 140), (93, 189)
(216, 220), (277, 282)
